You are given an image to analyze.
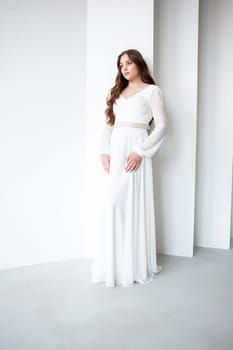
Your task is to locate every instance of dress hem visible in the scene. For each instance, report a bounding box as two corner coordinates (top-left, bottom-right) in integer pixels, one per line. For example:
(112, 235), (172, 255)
(91, 265), (162, 288)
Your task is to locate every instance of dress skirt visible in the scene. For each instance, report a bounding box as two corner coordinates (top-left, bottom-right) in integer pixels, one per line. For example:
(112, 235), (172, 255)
(91, 125), (162, 287)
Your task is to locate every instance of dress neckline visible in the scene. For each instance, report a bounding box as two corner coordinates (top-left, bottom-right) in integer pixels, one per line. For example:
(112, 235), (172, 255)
(120, 84), (153, 100)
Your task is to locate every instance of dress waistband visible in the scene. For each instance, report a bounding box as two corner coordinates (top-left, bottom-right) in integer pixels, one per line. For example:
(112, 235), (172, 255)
(114, 121), (149, 130)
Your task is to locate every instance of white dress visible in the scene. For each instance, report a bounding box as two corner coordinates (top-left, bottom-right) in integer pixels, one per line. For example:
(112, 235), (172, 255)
(91, 84), (167, 287)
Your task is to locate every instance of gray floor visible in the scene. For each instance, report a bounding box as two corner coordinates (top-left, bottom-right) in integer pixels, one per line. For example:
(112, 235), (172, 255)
(0, 244), (233, 350)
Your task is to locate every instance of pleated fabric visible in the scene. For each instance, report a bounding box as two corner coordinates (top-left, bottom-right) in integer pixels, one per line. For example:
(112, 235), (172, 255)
(91, 126), (162, 287)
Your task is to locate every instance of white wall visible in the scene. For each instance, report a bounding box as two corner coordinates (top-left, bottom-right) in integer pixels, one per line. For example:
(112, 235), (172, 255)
(154, 0), (199, 257)
(195, 0), (233, 249)
(0, 0), (87, 270)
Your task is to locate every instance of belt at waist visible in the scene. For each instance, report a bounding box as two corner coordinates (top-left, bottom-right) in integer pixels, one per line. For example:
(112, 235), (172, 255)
(114, 121), (149, 130)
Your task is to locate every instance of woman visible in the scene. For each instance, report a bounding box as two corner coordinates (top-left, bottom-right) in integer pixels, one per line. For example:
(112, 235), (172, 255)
(91, 49), (167, 287)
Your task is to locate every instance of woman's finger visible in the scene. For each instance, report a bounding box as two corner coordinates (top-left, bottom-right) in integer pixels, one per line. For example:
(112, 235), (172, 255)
(125, 160), (134, 171)
(126, 162), (137, 172)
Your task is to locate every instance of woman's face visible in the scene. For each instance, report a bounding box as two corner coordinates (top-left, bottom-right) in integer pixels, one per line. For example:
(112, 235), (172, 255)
(119, 54), (139, 81)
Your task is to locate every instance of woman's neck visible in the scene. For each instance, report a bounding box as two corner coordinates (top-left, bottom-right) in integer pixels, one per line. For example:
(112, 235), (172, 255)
(127, 78), (145, 88)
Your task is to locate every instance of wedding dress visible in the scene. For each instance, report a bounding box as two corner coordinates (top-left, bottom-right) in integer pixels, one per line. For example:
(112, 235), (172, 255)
(91, 84), (167, 287)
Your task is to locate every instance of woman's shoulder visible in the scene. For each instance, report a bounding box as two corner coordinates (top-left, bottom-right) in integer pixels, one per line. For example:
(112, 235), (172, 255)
(144, 83), (161, 93)
(148, 84), (165, 106)
(143, 84), (162, 100)
(138, 83), (158, 95)
(149, 84), (163, 96)
(149, 83), (161, 90)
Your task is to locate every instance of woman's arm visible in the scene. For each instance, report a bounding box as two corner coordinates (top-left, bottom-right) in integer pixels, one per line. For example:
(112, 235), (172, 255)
(98, 123), (113, 155)
(132, 85), (167, 158)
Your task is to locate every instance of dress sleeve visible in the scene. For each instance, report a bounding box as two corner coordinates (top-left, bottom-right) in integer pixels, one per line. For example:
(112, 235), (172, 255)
(132, 85), (167, 158)
(97, 122), (113, 155)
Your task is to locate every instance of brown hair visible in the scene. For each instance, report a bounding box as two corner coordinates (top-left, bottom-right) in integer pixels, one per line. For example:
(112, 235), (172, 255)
(104, 49), (156, 125)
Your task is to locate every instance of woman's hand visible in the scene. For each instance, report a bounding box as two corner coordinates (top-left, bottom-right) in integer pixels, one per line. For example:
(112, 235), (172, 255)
(100, 154), (111, 173)
(125, 152), (142, 172)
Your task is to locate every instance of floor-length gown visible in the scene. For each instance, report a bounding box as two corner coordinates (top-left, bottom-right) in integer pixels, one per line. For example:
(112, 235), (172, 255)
(91, 84), (167, 287)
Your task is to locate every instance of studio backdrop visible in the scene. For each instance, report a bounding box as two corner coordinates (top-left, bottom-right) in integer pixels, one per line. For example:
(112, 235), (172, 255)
(0, 0), (232, 270)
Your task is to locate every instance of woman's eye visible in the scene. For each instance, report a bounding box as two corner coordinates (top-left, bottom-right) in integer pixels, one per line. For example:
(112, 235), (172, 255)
(120, 61), (132, 69)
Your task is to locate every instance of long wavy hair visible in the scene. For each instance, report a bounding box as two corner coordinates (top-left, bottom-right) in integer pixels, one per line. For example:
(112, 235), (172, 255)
(105, 49), (156, 126)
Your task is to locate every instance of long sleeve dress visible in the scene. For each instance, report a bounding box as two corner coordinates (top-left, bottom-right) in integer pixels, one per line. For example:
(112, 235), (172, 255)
(91, 84), (167, 287)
